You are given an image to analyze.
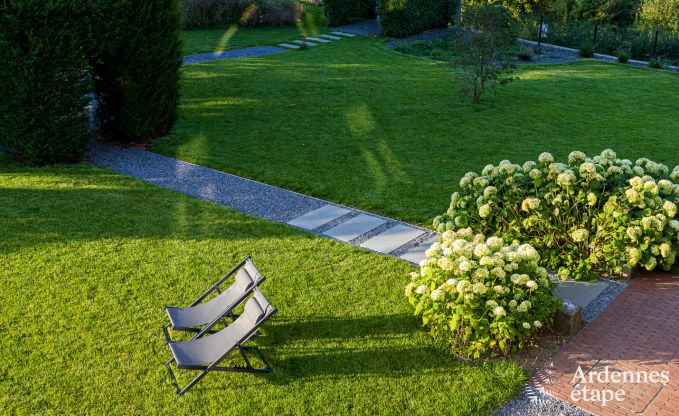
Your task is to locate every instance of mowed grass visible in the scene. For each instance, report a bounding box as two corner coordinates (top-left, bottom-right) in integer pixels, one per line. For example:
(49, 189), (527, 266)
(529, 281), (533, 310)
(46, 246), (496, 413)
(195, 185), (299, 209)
(182, 4), (326, 55)
(157, 38), (679, 225)
(0, 163), (525, 415)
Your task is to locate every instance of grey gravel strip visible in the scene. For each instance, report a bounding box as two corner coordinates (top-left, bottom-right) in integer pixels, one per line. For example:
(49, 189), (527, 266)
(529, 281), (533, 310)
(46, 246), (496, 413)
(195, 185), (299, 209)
(87, 143), (325, 222)
(496, 390), (592, 416)
(582, 280), (627, 323)
(183, 46), (287, 64)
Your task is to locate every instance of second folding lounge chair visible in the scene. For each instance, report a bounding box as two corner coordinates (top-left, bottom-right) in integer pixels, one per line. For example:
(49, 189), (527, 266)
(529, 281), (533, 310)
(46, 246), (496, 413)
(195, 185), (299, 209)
(164, 288), (277, 395)
(163, 256), (265, 341)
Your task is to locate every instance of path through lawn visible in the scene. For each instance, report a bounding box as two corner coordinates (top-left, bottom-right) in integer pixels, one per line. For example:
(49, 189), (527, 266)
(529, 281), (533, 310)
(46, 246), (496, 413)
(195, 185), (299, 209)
(0, 163), (524, 415)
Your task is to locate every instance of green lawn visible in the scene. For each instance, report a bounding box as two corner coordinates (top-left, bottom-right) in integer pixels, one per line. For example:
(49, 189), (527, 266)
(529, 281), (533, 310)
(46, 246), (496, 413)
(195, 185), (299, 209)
(157, 38), (679, 225)
(182, 4), (326, 55)
(0, 163), (525, 415)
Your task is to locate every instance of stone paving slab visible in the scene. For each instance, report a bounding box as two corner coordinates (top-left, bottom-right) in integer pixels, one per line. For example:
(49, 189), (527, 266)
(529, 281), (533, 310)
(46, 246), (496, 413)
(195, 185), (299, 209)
(288, 205), (350, 230)
(331, 31), (357, 37)
(323, 214), (386, 242)
(183, 46), (287, 64)
(320, 34), (342, 40)
(533, 273), (679, 416)
(306, 37), (331, 43)
(361, 224), (425, 254)
(279, 43), (301, 49)
(554, 280), (610, 309)
(293, 40), (317, 46)
(399, 235), (439, 265)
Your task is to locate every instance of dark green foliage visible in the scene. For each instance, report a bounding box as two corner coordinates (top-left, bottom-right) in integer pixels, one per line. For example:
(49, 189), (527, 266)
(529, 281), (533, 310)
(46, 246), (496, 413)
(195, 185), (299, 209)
(0, 1), (91, 164)
(579, 40), (595, 56)
(649, 57), (664, 68)
(617, 50), (629, 63)
(94, 1), (183, 143)
(393, 38), (453, 60)
(324, 0), (376, 26)
(377, 0), (452, 38)
(180, 0), (303, 29)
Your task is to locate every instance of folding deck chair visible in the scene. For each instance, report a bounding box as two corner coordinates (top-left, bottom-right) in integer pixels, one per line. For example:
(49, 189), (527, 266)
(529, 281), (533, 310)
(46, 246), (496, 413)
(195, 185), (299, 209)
(163, 256), (265, 341)
(164, 288), (277, 395)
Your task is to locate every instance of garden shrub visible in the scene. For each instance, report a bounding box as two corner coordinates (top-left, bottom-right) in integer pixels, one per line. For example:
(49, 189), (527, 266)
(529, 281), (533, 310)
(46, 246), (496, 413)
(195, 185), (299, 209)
(617, 50), (630, 63)
(434, 150), (679, 280)
(324, 0), (376, 26)
(180, 0), (303, 28)
(406, 229), (560, 358)
(0, 0), (92, 164)
(377, 0), (452, 38)
(93, 0), (183, 143)
(649, 57), (664, 68)
(579, 40), (594, 57)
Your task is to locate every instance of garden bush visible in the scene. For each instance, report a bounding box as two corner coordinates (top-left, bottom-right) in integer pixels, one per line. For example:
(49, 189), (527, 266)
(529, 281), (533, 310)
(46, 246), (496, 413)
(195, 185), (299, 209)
(180, 0), (303, 28)
(377, 0), (452, 38)
(0, 0), (92, 164)
(433, 150), (679, 280)
(579, 40), (594, 57)
(324, 0), (376, 26)
(406, 229), (560, 358)
(617, 50), (630, 62)
(93, 0), (183, 143)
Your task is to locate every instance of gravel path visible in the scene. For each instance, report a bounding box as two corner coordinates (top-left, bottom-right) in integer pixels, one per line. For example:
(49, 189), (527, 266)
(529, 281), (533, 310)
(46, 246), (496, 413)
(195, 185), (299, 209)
(183, 46), (287, 65)
(582, 280), (627, 323)
(497, 389), (592, 416)
(334, 19), (381, 36)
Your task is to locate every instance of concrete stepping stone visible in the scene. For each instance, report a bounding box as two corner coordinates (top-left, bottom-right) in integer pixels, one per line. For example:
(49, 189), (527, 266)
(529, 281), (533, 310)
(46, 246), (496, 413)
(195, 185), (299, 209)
(319, 34), (342, 40)
(323, 214), (386, 242)
(287, 205), (350, 230)
(306, 37), (331, 43)
(279, 43), (301, 49)
(293, 40), (317, 46)
(400, 235), (440, 265)
(331, 31), (357, 38)
(360, 224), (425, 254)
(554, 279), (610, 309)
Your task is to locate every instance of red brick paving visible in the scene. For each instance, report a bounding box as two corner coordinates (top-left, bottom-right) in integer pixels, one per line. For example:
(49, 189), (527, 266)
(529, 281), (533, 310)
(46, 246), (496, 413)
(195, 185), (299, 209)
(532, 273), (679, 415)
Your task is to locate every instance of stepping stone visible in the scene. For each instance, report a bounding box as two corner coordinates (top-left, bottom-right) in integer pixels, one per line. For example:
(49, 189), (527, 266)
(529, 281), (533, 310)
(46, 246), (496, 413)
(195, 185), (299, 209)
(306, 37), (331, 43)
(400, 235), (440, 265)
(279, 43), (301, 49)
(319, 34), (342, 40)
(554, 279), (610, 309)
(287, 205), (350, 230)
(323, 214), (386, 242)
(360, 225), (425, 254)
(331, 31), (357, 38)
(293, 40), (317, 46)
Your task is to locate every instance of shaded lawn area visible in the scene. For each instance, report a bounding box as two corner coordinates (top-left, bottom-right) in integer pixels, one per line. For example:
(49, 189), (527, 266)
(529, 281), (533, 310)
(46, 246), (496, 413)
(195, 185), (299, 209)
(156, 38), (679, 225)
(182, 4), (326, 55)
(0, 163), (525, 415)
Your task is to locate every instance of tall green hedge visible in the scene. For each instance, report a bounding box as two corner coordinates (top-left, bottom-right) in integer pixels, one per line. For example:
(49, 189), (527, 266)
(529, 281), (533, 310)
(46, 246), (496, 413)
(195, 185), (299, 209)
(324, 0), (376, 26)
(0, 0), (182, 164)
(0, 1), (92, 164)
(93, 0), (183, 143)
(377, 0), (452, 38)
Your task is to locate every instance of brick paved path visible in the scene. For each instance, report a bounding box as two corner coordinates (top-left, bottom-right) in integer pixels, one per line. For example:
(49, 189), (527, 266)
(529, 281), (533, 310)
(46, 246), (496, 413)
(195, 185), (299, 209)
(534, 273), (679, 415)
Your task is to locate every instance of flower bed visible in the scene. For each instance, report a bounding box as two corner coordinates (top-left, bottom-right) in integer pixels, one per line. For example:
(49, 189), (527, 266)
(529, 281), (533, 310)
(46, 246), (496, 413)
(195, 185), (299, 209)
(433, 150), (679, 280)
(406, 229), (560, 358)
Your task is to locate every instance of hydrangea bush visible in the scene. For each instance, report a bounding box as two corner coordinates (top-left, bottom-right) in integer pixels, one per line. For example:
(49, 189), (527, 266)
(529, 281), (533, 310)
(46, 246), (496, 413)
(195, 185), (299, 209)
(433, 150), (679, 280)
(406, 229), (559, 358)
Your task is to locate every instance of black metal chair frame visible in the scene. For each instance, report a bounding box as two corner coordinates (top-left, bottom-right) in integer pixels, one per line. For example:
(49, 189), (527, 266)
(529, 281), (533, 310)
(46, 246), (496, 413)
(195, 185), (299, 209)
(162, 256), (264, 341)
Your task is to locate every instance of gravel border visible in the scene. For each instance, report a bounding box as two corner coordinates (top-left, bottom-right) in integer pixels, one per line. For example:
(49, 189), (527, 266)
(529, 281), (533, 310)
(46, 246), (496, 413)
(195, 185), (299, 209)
(582, 280), (627, 323)
(497, 389), (593, 416)
(183, 46), (287, 65)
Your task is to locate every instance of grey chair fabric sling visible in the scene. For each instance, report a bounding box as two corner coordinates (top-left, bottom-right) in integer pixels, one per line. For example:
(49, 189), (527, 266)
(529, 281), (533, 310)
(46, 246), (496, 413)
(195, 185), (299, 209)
(163, 256), (265, 341)
(164, 288), (277, 395)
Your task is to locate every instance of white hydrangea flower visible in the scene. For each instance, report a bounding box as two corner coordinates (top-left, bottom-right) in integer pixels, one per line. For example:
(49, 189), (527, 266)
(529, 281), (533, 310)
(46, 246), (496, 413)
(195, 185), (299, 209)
(493, 285), (507, 294)
(456, 280), (471, 292)
(472, 282), (487, 294)
(509, 299), (518, 308)
(644, 181), (659, 196)
(533, 320), (542, 328)
(458, 260), (473, 273)
(446, 278), (458, 286)
(415, 285), (428, 295)
(600, 149), (617, 160)
(425, 248), (439, 258)
(482, 164), (495, 175)
(626, 226), (642, 242)
(571, 228), (589, 242)
(493, 306), (507, 317)
(528, 168), (543, 180)
(483, 186), (498, 199)
(438, 257), (454, 271)
(664, 200), (677, 218)
(625, 188), (641, 204)
(526, 280), (539, 290)
(490, 267), (507, 279)
(486, 236), (503, 251)
(522, 322), (531, 329)
(523, 160), (537, 172)
(473, 243), (491, 258)
(521, 197), (541, 212)
(670, 220), (679, 232)
(586, 192), (598, 206)
(538, 152), (554, 164)
(517, 300), (531, 312)
(579, 162), (597, 177)
(405, 283), (417, 296)
(627, 247), (642, 266)
(442, 230), (455, 241)
(556, 171), (576, 187)
(486, 300), (498, 308)
(430, 289), (445, 301)
(659, 179), (674, 195)
(568, 151), (587, 164)
(473, 268), (489, 280)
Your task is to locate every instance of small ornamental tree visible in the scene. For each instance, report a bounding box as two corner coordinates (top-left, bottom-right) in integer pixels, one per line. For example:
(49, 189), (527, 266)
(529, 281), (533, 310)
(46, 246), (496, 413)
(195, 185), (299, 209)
(452, 4), (519, 104)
